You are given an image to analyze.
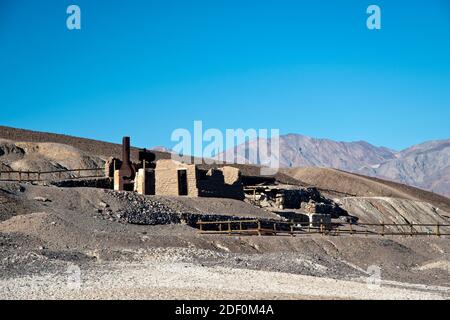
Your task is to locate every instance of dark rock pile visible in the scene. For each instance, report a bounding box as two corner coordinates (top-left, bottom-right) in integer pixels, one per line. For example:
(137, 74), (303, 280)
(51, 178), (112, 189)
(102, 190), (180, 225)
(302, 199), (348, 218)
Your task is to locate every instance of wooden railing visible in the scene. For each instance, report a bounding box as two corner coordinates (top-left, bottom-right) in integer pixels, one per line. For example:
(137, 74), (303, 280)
(0, 167), (105, 182)
(197, 219), (450, 237)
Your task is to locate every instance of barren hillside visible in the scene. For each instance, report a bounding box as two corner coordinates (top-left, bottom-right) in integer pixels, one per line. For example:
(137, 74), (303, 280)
(0, 126), (171, 162)
(281, 167), (450, 213)
(0, 139), (104, 173)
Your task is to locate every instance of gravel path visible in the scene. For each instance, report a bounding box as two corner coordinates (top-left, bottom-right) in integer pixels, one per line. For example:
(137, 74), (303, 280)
(1, 259), (447, 300)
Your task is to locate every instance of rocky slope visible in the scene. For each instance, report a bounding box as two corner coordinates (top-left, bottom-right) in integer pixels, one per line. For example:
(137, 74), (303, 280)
(0, 139), (104, 175)
(281, 167), (450, 214)
(339, 197), (449, 231)
(0, 125), (171, 162)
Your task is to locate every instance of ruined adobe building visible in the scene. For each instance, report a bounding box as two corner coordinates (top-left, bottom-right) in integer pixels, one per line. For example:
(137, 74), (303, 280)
(108, 137), (244, 200)
(154, 159), (243, 199)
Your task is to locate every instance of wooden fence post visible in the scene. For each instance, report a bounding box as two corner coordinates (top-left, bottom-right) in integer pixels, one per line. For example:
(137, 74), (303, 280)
(198, 219), (202, 232)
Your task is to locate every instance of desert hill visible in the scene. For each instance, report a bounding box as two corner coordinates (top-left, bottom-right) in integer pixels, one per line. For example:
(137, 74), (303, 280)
(281, 167), (450, 214)
(0, 126), (171, 162)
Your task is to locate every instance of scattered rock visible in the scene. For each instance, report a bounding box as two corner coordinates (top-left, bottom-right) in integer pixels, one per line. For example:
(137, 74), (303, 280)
(33, 197), (51, 202)
(98, 201), (109, 209)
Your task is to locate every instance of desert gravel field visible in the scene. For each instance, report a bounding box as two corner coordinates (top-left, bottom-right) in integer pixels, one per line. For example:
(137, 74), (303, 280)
(1, 248), (449, 300)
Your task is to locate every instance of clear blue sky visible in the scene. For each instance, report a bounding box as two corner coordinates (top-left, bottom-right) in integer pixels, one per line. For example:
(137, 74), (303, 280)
(1, 0), (449, 151)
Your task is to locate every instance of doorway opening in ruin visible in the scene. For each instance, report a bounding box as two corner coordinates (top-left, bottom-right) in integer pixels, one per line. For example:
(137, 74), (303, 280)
(177, 169), (188, 196)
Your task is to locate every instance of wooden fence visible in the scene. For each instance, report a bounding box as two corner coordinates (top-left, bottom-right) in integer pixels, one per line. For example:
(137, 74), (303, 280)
(197, 219), (450, 237)
(0, 167), (105, 182)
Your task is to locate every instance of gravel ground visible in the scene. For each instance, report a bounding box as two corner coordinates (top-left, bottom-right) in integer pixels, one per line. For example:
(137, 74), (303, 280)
(1, 246), (449, 300)
(1, 251), (448, 300)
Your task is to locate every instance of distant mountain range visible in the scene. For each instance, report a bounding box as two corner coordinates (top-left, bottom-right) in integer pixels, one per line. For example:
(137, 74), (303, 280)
(217, 134), (450, 197)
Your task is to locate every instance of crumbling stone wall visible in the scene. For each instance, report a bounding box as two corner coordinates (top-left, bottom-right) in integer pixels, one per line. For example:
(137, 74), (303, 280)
(197, 167), (244, 200)
(253, 187), (325, 209)
(302, 199), (346, 218)
(221, 166), (240, 185)
(282, 188), (324, 208)
(104, 157), (121, 178)
(134, 168), (155, 195)
(308, 213), (332, 227)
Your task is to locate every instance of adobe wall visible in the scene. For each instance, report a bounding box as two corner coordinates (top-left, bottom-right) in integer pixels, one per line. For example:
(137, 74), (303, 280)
(155, 159), (198, 197)
(221, 166), (241, 185)
(134, 168), (155, 195)
(154, 160), (243, 199)
(197, 166), (244, 200)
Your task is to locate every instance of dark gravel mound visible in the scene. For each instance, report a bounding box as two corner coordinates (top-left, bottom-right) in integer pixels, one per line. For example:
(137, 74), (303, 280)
(104, 190), (180, 225)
